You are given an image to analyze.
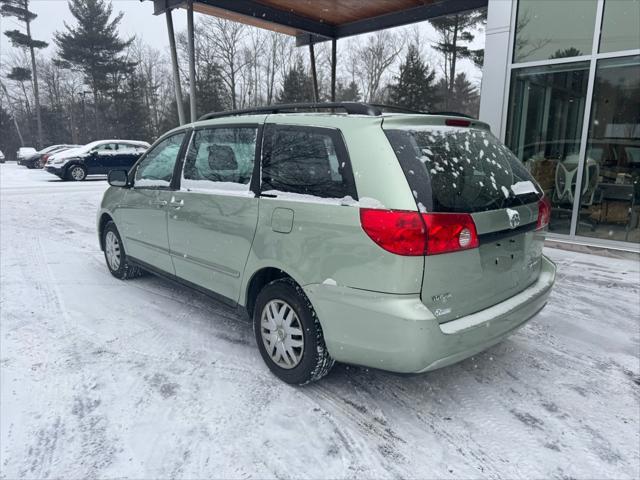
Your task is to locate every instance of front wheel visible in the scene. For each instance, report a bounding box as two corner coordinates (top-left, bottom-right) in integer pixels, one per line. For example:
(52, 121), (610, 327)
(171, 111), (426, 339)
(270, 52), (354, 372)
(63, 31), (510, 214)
(67, 164), (87, 181)
(253, 278), (334, 385)
(102, 221), (144, 279)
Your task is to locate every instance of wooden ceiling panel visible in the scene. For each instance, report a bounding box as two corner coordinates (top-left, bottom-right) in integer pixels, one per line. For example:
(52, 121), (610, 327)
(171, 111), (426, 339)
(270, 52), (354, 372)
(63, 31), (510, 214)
(193, 3), (302, 36)
(254, 0), (435, 26)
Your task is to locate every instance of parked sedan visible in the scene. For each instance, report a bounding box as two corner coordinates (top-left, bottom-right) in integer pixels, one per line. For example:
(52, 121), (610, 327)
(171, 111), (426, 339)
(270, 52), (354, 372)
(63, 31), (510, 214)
(16, 147), (37, 165)
(38, 145), (82, 168)
(45, 140), (150, 181)
(21, 144), (80, 169)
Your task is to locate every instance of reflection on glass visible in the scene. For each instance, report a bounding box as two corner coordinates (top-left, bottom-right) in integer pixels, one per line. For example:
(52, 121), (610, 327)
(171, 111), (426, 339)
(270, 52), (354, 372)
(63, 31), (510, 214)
(577, 56), (640, 243)
(514, 0), (597, 63)
(600, 0), (640, 53)
(505, 62), (590, 234)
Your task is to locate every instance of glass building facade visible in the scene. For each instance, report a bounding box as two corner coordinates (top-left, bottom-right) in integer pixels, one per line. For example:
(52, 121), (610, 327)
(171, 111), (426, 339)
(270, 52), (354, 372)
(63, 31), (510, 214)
(482, 0), (640, 249)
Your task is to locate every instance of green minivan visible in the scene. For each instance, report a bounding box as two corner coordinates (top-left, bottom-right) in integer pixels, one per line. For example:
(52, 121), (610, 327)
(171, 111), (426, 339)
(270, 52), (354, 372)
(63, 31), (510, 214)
(97, 103), (556, 385)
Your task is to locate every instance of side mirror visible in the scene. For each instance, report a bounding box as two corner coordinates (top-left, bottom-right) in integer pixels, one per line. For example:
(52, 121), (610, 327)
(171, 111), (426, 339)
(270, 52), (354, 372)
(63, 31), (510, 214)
(108, 169), (128, 187)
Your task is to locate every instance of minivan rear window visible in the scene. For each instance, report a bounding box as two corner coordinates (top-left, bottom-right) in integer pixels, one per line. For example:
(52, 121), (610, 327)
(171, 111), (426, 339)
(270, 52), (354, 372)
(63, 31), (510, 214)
(385, 126), (541, 213)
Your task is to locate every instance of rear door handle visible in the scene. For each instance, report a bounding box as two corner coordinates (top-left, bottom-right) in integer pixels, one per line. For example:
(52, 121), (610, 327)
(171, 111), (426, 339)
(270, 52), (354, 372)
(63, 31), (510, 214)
(170, 197), (184, 208)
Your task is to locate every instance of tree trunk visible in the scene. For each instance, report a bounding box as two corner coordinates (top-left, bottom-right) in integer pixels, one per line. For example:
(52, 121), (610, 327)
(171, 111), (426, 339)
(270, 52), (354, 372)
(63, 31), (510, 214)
(25, 15), (43, 148)
(230, 69), (237, 110)
(449, 16), (459, 96)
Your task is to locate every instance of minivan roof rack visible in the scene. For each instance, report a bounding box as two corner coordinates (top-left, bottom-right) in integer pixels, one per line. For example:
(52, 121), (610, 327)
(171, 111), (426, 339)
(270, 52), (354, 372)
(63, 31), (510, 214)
(197, 103), (476, 122)
(198, 102), (383, 121)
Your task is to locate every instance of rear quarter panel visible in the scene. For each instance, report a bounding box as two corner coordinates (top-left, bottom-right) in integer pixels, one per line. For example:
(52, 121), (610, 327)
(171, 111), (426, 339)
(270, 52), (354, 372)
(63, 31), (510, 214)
(241, 198), (425, 299)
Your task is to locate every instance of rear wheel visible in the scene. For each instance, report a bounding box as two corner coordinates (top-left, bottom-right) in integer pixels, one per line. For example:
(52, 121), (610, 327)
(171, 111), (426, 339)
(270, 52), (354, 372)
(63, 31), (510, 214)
(102, 221), (144, 279)
(253, 278), (334, 385)
(67, 164), (87, 181)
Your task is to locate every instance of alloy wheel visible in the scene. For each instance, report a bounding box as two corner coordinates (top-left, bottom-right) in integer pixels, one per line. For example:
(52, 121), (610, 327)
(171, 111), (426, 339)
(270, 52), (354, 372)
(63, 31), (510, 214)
(71, 166), (85, 181)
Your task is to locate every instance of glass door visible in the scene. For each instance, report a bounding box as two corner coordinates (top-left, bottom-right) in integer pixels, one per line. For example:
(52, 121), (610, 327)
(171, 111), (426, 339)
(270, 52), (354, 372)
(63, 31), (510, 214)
(576, 55), (640, 243)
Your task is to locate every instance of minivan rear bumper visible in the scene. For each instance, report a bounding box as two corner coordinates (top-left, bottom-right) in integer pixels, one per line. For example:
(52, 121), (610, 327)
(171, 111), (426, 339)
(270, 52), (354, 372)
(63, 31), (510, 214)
(304, 255), (556, 374)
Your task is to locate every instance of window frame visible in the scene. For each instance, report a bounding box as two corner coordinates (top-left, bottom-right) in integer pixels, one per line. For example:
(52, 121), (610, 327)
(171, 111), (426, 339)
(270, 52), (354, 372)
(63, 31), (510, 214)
(130, 130), (190, 191)
(259, 124), (358, 200)
(179, 123), (263, 195)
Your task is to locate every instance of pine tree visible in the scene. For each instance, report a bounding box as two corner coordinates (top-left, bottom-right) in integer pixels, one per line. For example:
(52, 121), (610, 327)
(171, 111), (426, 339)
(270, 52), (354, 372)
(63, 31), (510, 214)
(387, 44), (438, 111)
(450, 72), (480, 117)
(336, 81), (361, 102)
(111, 73), (149, 140)
(197, 62), (229, 116)
(429, 11), (486, 107)
(1, 0), (47, 147)
(6, 67), (32, 115)
(277, 58), (314, 104)
(54, 0), (135, 135)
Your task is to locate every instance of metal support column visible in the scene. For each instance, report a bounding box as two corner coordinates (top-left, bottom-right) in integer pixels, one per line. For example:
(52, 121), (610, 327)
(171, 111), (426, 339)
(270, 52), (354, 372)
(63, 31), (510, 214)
(331, 39), (337, 102)
(166, 8), (185, 125)
(308, 42), (319, 102)
(568, 0), (605, 236)
(187, 0), (197, 122)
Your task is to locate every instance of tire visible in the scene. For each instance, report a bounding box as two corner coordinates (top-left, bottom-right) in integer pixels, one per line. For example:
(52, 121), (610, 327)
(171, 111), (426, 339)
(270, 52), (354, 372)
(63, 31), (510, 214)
(67, 164), (87, 181)
(253, 278), (334, 385)
(102, 221), (144, 280)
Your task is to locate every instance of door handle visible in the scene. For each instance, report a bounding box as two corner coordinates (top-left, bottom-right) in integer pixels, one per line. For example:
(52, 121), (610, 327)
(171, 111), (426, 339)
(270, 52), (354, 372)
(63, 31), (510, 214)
(153, 200), (168, 207)
(169, 197), (184, 208)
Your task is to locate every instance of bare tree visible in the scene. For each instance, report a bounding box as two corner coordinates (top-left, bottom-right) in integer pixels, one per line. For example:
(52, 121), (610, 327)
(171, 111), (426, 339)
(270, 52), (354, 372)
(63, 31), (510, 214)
(199, 17), (249, 110)
(353, 31), (404, 102)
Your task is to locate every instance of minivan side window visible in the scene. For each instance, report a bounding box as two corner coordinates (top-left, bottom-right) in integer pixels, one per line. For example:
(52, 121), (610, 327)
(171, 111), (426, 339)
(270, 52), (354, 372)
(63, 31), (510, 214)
(261, 125), (356, 199)
(135, 132), (186, 188)
(182, 127), (257, 192)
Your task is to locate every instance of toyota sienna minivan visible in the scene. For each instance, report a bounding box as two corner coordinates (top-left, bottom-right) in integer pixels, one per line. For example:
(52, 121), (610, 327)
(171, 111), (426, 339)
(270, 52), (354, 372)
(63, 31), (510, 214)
(97, 103), (556, 385)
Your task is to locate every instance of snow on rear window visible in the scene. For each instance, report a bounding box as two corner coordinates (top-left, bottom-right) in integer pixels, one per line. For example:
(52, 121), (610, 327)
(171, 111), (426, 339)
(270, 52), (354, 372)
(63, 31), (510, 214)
(385, 127), (541, 213)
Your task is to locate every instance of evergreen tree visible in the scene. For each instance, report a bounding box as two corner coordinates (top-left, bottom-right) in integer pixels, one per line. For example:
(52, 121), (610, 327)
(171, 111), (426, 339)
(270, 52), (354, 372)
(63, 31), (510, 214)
(336, 81), (361, 102)
(6, 67), (32, 120)
(111, 73), (149, 140)
(1, 0), (47, 147)
(429, 10), (486, 107)
(54, 0), (135, 135)
(0, 104), (23, 155)
(450, 72), (480, 117)
(197, 62), (229, 116)
(550, 47), (582, 59)
(277, 58), (314, 104)
(387, 44), (438, 111)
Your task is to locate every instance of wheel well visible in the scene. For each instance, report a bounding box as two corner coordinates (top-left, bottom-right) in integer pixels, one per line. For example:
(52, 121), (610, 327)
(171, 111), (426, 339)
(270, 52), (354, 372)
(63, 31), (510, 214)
(98, 213), (113, 251)
(245, 267), (292, 318)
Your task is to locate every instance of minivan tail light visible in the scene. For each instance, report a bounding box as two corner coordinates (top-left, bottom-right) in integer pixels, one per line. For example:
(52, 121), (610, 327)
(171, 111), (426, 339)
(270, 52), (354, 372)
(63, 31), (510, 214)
(537, 196), (551, 230)
(360, 209), (426, 256)
(359, 209), (479, 256)
(421, 213), (479, 255)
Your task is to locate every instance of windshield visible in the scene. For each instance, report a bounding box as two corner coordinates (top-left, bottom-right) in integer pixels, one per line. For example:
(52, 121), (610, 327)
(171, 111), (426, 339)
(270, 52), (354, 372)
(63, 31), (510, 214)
(385, 126), (542, 213)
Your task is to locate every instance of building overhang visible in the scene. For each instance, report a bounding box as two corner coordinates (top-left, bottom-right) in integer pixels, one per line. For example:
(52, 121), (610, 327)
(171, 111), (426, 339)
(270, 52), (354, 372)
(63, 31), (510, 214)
(145, 0), (488, 45)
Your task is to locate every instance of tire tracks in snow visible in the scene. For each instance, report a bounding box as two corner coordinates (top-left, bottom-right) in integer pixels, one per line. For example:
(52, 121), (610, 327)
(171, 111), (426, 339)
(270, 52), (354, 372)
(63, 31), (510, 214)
(12, 234), (120, 478)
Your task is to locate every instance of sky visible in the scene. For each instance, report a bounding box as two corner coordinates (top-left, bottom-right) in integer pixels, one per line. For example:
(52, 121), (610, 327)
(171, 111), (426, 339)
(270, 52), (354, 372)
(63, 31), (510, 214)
(0, 0), (187, 57)
(0, 0), (484, 83)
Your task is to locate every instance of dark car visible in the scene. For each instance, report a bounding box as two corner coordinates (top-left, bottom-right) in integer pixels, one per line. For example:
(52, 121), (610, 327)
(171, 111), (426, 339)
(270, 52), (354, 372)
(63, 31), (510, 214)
(21, 144), (81, 169)
(44, 139), (150, 181)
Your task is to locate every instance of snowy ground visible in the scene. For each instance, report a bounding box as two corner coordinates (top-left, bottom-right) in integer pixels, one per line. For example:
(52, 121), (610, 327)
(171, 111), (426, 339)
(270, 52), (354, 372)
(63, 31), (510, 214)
(1, 162), (639, 479)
